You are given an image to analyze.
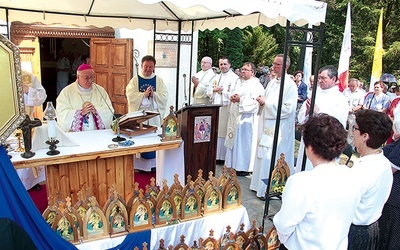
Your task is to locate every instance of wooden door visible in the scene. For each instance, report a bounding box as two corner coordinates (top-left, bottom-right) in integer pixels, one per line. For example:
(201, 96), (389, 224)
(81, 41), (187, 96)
(90, 38), (133, 115)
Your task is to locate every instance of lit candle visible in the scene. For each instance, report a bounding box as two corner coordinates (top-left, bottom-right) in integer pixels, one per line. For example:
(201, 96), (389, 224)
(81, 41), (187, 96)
(47, 119), (56, 139)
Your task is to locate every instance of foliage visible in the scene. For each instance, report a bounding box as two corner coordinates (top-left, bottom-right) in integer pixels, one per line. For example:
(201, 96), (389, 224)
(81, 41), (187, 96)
(224, 28), (244, 70)
(242, 26), (278, 67)
(198, 0), (400, 81)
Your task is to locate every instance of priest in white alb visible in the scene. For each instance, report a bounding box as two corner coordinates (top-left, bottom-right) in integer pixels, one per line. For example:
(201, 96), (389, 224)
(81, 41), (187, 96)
(207, 56), (239, 162)
(126, 55), (169, 172)
(126, 55), (168, 127)
(224, 62), (264, 176)
(249, 54), (297, 199)
(296, 65), (349, 172)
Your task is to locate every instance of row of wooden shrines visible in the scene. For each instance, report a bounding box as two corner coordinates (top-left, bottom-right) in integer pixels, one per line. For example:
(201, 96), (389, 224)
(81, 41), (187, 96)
(138, 223), (279, 250)
(41, 167), (243, 243)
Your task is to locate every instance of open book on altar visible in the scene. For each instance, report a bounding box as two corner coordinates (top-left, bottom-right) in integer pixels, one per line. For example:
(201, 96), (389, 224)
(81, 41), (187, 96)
(117, 110), (160, 137)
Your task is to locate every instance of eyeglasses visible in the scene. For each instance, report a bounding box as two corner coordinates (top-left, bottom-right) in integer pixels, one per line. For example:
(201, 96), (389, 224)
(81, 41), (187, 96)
(240, 68), (252, 72)
(352, 126), (360, 132)
(272, 63), (282, 66)
(79, 75), (95, 81)
(318, 76), (330, 81)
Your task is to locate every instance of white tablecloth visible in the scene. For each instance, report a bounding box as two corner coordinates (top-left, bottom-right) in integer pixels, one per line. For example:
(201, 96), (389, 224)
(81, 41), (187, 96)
(10, 127), (184, 189)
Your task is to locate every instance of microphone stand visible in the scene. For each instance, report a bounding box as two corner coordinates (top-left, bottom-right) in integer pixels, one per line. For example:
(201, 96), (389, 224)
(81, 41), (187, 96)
(93, 84), (126, 142)
(183, 73), (188, 106)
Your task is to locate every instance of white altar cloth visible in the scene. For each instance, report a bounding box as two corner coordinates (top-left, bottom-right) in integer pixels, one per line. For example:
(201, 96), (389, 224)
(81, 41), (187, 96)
(76, 206), (250, 250)
(10, 128), (184, 187)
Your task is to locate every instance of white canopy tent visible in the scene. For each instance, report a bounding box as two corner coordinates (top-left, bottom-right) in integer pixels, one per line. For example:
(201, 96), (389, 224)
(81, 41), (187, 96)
(0, 0), (327, 31)
(0, 0), (328, 237)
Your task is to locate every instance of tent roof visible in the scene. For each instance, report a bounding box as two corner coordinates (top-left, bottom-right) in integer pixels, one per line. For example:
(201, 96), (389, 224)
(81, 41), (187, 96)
(0, 0), (327, 31)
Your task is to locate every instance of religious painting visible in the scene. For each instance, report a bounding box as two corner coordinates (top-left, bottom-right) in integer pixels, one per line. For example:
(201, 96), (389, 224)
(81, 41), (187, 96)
(202, 231), (220, 249)
(234, 224), (249, 249)
(129, 190), (153, 232)
(194, 116), (212, 143)
(66, 205), (84, 238)
(129, 202), (152, 231)
(52, 213), (78, 243)
(222, 170), (242, 210)
(155, 195), (177, 226)
(181, 193), (201, 221)
(106, 202), (128, 235)
(161, 106), (180, 141)
(269, 153), (290, 194)
(266, 226), (280, 250)
(203, 184), (222, 215)
(149, 42), (178, 68)
(0, 34), (26, 145)
(82, 199), (109, 240)
(43, 208), (57, 227)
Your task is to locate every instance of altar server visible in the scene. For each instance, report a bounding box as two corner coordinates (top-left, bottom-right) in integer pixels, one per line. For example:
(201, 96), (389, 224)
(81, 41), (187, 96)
(56, 63), (114, 132)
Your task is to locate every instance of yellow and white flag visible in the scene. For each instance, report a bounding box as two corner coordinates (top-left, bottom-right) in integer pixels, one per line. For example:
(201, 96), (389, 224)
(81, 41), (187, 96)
(369, 8), (384, 92)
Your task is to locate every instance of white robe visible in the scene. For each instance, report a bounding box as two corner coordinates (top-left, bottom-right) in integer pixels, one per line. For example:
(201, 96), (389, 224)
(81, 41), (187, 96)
(296, 86), (349, 171)
(21, 70), (47, 119)
(126, 72), (169, 127)
(56, 81), (114, 132)
(207, 70), (239, 160)
(224, 77), (264, 172)
(250, 75), (297, 197)
(192, 68), (216, 104)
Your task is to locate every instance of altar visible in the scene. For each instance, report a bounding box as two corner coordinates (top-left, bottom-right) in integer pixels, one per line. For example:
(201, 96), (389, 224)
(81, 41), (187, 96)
(10, 128), (184, 208)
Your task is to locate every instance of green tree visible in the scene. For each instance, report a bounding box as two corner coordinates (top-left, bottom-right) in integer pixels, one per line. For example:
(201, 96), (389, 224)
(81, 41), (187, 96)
(223, 28), (244, 70)
(242, 26), (278, 67)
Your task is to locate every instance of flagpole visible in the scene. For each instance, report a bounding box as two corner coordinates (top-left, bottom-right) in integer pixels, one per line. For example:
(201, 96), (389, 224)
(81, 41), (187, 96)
(369, 8), (384, 92)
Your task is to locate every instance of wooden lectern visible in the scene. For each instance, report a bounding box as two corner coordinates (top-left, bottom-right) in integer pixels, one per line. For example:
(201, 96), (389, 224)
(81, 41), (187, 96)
(176, 104), (221, 181)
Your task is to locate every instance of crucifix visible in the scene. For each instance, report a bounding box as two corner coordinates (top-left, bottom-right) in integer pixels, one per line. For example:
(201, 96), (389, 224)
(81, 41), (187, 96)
(17, 115), (42, 158)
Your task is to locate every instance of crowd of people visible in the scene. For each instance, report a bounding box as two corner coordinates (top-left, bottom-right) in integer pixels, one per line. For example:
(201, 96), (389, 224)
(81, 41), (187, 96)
(37, 50), (399, 249)
(190, 54), (399, 249)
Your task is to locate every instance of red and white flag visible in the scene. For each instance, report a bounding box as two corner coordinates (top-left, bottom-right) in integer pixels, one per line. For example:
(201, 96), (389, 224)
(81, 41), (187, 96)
(338, 3), (351, 92)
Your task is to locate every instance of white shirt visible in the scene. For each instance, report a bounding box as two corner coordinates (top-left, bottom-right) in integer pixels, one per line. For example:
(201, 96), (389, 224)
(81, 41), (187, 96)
(351, 152), (393, 225)
(343, 88), (364, 111)
(274, 162), (360, 249)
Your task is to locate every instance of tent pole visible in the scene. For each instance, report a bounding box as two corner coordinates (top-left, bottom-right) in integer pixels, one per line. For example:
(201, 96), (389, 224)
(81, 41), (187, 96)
(262, 21), (325, 234)
(175, 20), (182, 109)
(188, 21), (195, 105)
(261, 19), (291, 234)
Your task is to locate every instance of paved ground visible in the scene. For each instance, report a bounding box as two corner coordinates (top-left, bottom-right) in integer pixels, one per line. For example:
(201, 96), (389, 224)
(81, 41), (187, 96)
(215, 163), (281, 234)
(215, 150), (356, 234)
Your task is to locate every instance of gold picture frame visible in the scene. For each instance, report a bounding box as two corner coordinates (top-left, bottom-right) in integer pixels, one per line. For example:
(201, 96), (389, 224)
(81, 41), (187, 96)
(0, 34), (25, 145)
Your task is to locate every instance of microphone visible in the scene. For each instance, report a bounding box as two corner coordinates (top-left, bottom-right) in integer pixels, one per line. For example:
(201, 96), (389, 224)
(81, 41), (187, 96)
(183, 73), (188, 106)
(93, 84), (126, 142)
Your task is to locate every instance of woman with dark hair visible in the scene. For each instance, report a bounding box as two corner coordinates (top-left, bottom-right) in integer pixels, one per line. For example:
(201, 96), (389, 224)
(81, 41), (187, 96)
(274, 114), (360, 249)
(378, 103), (400, 249)
(363, 81), (390, 112)
(348, 109), (393, 249)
